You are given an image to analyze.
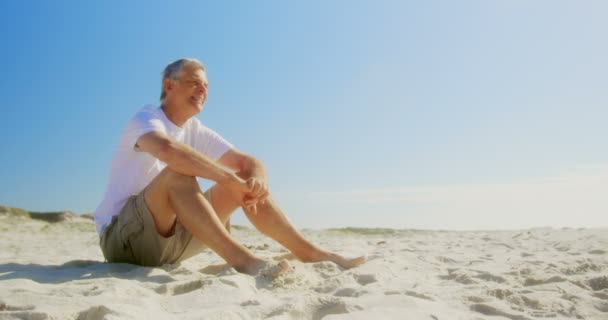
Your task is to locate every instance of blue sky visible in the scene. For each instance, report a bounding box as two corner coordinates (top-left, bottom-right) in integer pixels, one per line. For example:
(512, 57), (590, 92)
(1, 0), (607, 230)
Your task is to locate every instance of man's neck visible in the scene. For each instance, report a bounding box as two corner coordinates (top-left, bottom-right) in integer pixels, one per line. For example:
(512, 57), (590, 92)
(160, 103), (189, 128)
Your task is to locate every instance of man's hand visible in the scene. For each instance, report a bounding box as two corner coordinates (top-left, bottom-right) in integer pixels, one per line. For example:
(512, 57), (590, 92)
(222, 174), (269, 215)
(217, 148), (270, 214)
(243, 177), (270, 214)
(223, 173), (251, 196)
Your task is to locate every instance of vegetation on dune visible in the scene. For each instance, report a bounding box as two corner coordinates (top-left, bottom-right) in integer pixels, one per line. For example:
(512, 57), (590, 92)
(326, 227), (400, 235)
(0, 205), (30, 218)
(0, 205), (93, 222)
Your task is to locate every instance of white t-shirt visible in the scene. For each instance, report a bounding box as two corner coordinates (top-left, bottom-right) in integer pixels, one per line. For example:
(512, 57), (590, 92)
(94, 105), (234, 234)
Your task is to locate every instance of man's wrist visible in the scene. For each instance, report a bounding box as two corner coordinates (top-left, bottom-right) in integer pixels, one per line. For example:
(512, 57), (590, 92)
(250, 165), (266, 180)
(246, 158), (266, 179)
(218, 171), (240, 186)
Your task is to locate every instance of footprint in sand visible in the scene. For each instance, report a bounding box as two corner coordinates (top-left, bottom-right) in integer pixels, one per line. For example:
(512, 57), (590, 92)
(264, 296), (353, 320)
(508, 294), (544, 310)
(436, 256), (458, 264)
(493, 243), (515, 250)
(384, 290), (401, 295)
(312, 261), (341, 279)
(487, 288), (514, 300)
(312, 297), (351, 320)
(0, 302), (35, 311)
(594, 301), (608, 312)
(218, 278), (243, 288)
(523, 276), (567, 287)
(164, 265), (194, 276)
(587, 276), (608, 291)
(470, 303), (531, 320)
(312, 270), (345, 291)
(154, 279), (206, 295)
(75, 305), (117, 320)
(466, 296), (489, 303)
(404, 290), (435, 301)
(199, 263), (231, 275)
(334, 287), (369, 297)
(0, 311), (51, 320)
(474, 272), (507, 283)
(592, 292), (608, 300)
(562, 262), (592, 275)
(467, 259), (486, 266)
(560, 293), (580, 302)
(240, 299), (261, 307)
(439, 269), (477, 285)
(353, 273), (377, 286)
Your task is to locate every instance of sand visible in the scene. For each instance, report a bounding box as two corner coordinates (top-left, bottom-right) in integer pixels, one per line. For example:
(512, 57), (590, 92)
(0, 214), (607, 320)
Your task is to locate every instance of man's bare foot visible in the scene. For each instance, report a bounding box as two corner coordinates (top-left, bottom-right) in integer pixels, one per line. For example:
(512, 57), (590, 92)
(300, 251), (368, 269)
(329, 253), (368, 269)
(238, 259), (292, 278)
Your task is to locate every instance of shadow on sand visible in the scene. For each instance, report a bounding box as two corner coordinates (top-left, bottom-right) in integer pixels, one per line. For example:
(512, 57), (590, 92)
(0, 260), (176, 284)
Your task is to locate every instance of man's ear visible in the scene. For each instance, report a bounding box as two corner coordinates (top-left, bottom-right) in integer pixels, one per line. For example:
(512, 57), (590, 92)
(163, 78), (174, 94)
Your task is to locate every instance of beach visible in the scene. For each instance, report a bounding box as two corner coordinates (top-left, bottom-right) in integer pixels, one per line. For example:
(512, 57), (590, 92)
(0, 211), (607, 319)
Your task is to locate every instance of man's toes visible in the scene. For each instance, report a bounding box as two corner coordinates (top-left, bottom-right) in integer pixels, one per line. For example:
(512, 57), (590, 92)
(260, 260), (292, 278)
(349, 255), (368, 267)
(334, 254), (368, 269)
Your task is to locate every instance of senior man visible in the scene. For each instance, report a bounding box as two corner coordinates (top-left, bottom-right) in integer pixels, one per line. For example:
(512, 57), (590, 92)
(94, 58), (366, 276)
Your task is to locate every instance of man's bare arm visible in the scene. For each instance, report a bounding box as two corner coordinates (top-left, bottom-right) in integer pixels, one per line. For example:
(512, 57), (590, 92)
(219, 149), (270, 209)
(136, 131), (240, 186)
(218, 148), (267, 179)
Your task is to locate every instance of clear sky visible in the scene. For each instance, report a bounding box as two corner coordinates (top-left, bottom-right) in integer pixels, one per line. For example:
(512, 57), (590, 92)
(1, 0), (607, 230)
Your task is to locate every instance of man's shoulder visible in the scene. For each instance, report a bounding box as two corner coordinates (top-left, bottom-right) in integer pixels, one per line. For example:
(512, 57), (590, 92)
(128, 105), (164, 125)
(134, 104), (160, 117)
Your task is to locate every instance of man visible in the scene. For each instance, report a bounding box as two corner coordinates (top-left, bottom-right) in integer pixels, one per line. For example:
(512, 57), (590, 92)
(94, 58), (367, 276)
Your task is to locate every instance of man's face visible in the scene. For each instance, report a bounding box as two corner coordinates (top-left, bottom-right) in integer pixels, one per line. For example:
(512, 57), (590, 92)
(169, 65), (208, 113)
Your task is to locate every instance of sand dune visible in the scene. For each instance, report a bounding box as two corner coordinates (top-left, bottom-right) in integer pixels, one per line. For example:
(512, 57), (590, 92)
(0, 212), (607, 319)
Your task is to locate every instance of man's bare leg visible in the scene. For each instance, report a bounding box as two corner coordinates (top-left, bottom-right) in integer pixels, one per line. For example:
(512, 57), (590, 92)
(243, 198), (367, 268)
(208, 182), (367, 269)
(143, 167), (289, 276)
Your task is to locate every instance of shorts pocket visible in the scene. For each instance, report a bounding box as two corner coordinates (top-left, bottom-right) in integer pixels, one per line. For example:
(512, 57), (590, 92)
(116, 202), (144, 261)
(100, 217), (132, 263)
(101, 199), (144, 264)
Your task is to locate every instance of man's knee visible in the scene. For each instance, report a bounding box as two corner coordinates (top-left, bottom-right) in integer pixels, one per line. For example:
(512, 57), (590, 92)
(162, 167), (198, 189)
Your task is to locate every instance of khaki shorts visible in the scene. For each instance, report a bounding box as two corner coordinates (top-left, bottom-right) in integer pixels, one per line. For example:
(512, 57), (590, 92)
(99, 189), (213, 266)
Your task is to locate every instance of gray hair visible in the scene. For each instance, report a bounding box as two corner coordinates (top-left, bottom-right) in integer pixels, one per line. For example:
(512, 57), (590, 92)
(160, 58), (206, 102)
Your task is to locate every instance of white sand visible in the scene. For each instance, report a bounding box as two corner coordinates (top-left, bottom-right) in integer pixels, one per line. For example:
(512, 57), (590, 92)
(0, 215), (607, 320)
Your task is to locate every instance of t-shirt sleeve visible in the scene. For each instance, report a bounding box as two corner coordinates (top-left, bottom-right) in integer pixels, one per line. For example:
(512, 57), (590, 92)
(191, 120), (234, 161)
(123, 108), (167, 151)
